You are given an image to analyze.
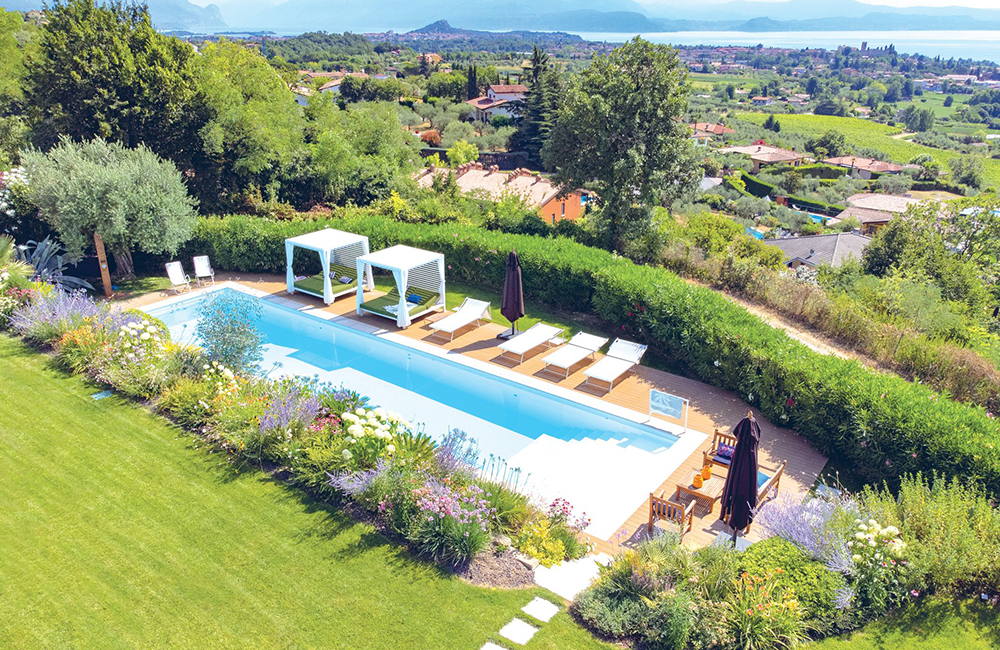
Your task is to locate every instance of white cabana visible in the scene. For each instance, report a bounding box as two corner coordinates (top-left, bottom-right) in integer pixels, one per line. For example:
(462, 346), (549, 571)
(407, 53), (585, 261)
(285, 229), (373, 305)
(356, 244), (446, 328)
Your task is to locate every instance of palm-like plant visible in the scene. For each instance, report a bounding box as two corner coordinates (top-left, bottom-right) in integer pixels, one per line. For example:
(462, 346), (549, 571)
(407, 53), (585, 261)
(0, 235), (33, 288)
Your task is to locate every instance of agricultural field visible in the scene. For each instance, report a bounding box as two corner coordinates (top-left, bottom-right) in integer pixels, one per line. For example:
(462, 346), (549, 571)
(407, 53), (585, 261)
(688, 71), (764, 92)
(895, 91), (969, 119)
(737, 112), (1000, 187)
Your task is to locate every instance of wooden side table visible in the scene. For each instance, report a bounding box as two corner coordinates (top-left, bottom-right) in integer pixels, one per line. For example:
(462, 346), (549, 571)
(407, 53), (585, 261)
(675, 470), (726, 515)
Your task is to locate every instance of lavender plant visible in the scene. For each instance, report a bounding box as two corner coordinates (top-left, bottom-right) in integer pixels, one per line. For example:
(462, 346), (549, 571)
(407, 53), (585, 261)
(10, 289), (104, 343)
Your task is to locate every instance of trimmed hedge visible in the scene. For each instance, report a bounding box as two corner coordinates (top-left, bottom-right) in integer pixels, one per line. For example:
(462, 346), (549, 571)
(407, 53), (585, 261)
(185, 215), (1000, 492)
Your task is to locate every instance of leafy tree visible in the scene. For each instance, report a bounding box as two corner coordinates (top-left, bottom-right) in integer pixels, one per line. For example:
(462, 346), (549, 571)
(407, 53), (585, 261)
(0, 9), (36, 164)
(446, 139), (478, 166)
(901, 105), (935, 132)
(25, 0), (198, 165)
(440, 120), (475, 148)
(190, 40), (305, 208)
(543, 38), (699, 248)
(306, 100), (416, 205)
(806, 130), (848, 158)
(948, 155), (984, 188)
(944, 95), (954, 107)
(22, 137), (197, 277)
(424, 71), (465, 102)
(876, 173), (912, 195)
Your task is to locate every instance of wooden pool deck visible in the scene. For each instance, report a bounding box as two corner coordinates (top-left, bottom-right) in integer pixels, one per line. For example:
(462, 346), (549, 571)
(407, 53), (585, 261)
(123, 274), (827, 552)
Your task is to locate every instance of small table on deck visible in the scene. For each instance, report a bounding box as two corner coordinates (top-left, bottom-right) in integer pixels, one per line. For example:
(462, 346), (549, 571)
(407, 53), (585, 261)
(675, 470), (726, 515)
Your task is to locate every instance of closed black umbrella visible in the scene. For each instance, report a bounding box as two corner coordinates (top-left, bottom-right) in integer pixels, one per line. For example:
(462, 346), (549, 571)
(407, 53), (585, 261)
(719, 411), (761, 542)
(499, 250), (524, 339)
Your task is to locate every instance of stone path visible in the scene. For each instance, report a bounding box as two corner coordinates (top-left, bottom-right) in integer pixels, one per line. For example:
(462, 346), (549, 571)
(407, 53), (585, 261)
(482, 595), (565, 648)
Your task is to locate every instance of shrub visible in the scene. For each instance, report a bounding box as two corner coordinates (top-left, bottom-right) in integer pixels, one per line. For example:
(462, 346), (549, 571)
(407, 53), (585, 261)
(515, 519), (566, 567)
(571, 581), (650, 639)
(159, 377), (216, 428)
(861, 473), (1000, 595)
(477, 479), (531, 534)
(641, 591), (695, 650)
(727, 571), (809, 650)
(196, 289), (265, 372)
(740, 537), (845, 631)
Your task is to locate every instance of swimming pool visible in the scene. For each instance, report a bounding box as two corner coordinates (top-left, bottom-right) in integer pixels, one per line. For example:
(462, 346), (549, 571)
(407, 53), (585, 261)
(146, 287), (702, 538)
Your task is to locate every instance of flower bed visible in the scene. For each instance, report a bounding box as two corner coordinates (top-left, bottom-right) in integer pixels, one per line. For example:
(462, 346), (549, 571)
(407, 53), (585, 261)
(1, 283), (592, 577)
(179, 215), (1000, 494)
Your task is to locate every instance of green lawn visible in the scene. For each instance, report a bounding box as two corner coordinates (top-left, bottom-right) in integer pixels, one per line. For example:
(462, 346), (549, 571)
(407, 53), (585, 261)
(0, 335), (611, 649)
(895, 92), (968, 119)
(812, 597), (1000, 650)
(737, 112), (1000, 187)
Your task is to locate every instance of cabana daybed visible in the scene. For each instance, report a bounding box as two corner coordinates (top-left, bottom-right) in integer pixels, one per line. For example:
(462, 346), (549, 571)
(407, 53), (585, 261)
(285, 229), (373, 305)
(355, 245), (446, 328)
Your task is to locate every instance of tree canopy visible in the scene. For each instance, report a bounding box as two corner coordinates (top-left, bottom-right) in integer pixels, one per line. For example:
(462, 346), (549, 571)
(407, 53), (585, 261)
(22, 137), (197, 276)
(543, 37), (699, 247)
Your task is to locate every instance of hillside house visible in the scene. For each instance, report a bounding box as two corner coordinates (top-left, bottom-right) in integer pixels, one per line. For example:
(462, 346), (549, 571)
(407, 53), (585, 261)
(765, 232), (871, 269)
(751, 96), (773, 106)
(823, 155), (904, 179)
(833, 193), (922, 235)
(465, 84), (528, 122)
(720, 144), (806, 173)
(416, 164), (585, 224)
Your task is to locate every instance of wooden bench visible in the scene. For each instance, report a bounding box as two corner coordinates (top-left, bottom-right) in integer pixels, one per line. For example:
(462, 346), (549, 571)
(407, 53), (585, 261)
(703, 428), (738, 469)
(648, 491), (694, 538)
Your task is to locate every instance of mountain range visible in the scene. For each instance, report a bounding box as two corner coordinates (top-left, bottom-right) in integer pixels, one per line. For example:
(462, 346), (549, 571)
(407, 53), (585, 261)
(9, 0), (1000, 35)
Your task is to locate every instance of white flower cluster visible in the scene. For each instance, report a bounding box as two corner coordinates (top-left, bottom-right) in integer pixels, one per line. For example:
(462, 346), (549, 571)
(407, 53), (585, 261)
(340, 407), (410, 450)
(118, 321), (163, 350)
(848, 518), (905, 564)
(0, 167), (26, 218)
(203, 360), (238, 396)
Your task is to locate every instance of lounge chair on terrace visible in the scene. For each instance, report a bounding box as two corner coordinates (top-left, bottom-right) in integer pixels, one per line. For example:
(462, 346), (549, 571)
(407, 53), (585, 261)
(739, 461), (787, 534)
(648, 491), (694, 538)
(295, 262), (358, 297)
(359, 286), (440, 320)
(193, 255), (215, 286)
(429, 298), (491, 341)
(165, 261), (191, 294)
(498, 323), (564, 364)
(583, 339), (647, 391)
(540, 332), (609, 378)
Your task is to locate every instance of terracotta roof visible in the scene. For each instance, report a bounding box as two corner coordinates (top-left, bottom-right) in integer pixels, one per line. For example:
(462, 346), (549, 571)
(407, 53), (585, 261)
(765, 232), (872, 268)
(489, 84), (528, 94)
(415, 164), (568, 209)
(824, 156), (903, 174)
(688, 122), (734, 136)
(846, 193), (921, 213)
(466, 96), (508, 110)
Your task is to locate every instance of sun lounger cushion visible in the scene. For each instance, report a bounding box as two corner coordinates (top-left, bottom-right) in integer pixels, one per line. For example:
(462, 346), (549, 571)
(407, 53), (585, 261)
(717, 443), (735, 460)
(296, 263), (358, 296)
(407, 292), (423, 304)
(757, 471), (770, 489)
(361, 286), (439, 319)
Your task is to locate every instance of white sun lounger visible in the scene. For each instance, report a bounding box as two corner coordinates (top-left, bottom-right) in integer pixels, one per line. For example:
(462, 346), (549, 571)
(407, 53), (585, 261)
(193, 255), (215, 285)
(583, 338), (648, 391)
(429, 298), (491, 341)
(165, 261), (191, 294)
(498, 322), (564, 364)
(541, 332), (609, 378)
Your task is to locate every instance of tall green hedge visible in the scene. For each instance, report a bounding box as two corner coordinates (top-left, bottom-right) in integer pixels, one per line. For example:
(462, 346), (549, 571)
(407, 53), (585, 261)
(738, 172), (846, 216)
(186, 215), (1000, 492)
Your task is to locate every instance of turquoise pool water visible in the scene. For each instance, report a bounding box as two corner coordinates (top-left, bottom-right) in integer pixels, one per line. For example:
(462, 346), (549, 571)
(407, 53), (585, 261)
(146, 289), (679, 463)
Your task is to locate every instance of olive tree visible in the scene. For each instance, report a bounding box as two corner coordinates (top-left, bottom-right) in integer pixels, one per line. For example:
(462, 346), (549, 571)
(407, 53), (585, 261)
(22, 136), (197, 277)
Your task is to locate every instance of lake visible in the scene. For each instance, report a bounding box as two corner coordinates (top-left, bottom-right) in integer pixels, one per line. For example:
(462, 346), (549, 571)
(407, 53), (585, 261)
(569, 30), (1000, 63)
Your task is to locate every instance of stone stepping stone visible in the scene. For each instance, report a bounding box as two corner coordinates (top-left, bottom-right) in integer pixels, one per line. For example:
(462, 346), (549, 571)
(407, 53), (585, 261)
(521, 597), (560, 623)
(498, 618), (538, 645)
